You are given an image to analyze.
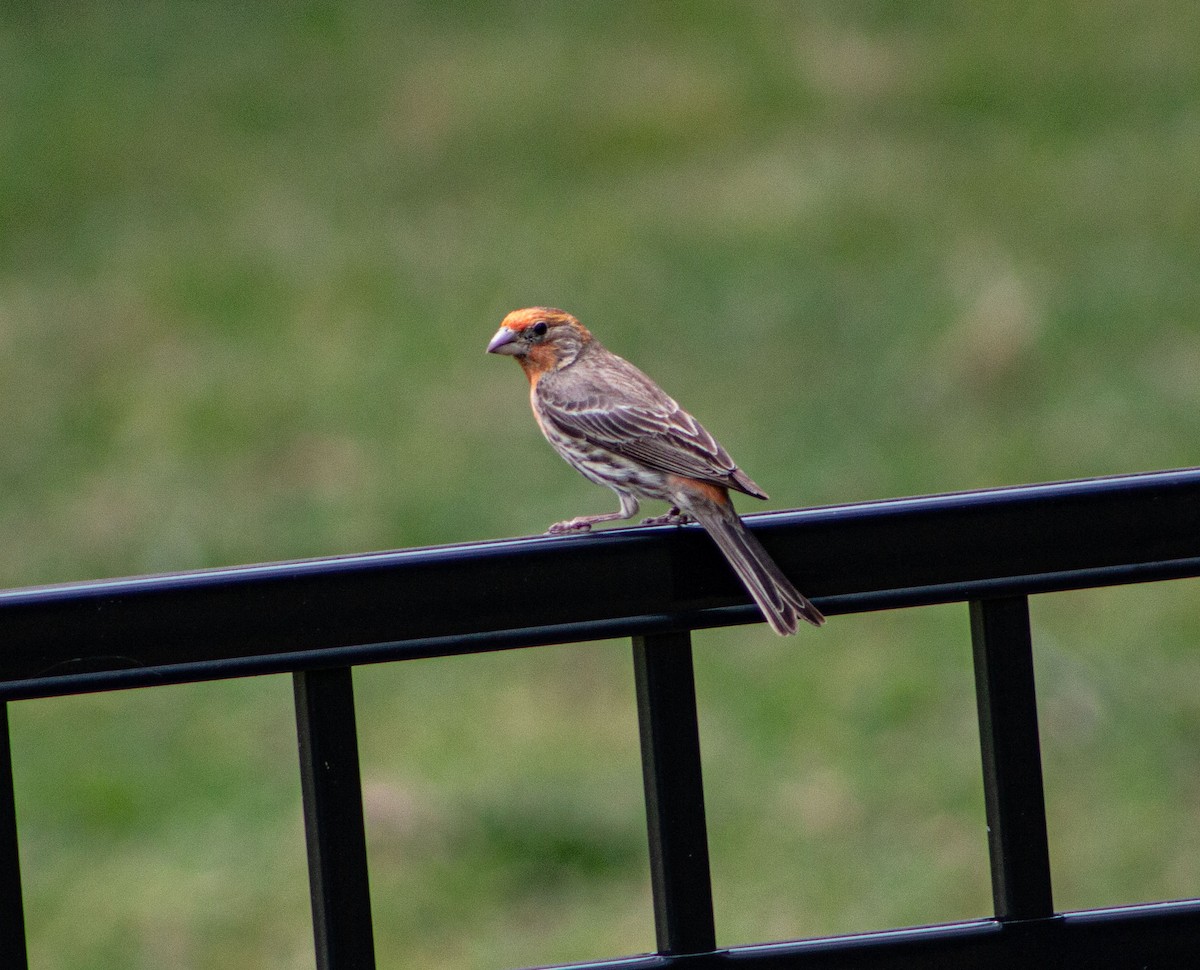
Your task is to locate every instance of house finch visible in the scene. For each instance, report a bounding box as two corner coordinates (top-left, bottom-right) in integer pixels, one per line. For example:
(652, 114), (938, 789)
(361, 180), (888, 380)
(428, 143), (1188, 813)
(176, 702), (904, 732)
(487, 307), (824, 635)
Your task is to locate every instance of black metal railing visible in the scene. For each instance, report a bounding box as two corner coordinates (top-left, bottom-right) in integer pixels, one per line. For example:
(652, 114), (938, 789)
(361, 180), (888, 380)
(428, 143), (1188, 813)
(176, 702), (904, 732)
(3, 467), (1200, 969)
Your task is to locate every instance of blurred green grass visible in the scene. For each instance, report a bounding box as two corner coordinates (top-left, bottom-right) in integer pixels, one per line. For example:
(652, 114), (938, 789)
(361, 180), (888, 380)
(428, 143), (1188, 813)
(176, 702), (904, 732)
(2, 2), (1199, 968)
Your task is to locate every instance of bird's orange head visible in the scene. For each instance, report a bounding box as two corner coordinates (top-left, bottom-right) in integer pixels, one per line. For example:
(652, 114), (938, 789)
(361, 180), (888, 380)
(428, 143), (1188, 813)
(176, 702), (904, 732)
(486, 307), (592, 381)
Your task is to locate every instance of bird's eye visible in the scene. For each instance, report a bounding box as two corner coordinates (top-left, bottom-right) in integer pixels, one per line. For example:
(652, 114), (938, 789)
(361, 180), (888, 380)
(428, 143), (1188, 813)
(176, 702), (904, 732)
(531, 321), (548, 337)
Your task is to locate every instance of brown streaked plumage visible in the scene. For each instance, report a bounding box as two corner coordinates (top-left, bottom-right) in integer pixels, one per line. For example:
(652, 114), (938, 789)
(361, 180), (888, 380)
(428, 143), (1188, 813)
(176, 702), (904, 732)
(487, 306), (823, 634)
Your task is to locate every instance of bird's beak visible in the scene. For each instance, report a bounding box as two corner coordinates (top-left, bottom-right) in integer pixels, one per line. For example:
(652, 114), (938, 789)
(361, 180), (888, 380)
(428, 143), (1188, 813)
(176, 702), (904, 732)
(486, 326), (521, 355)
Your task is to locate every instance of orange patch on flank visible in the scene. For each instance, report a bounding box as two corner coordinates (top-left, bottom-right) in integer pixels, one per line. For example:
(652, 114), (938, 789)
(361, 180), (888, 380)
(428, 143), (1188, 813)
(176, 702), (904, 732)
(668, 475), (730, 504)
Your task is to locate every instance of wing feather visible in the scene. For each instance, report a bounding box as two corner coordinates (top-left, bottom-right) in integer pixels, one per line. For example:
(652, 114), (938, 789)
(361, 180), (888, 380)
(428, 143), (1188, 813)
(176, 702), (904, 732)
(536, 346), (755, 490)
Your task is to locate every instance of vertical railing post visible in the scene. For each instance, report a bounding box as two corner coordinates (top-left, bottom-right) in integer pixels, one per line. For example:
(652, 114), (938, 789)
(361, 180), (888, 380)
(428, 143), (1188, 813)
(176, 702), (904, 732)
(632, 631), (717, 955)
(294, 668), (376, 970)
(0, 704), (28, 970)
(970, 597), (1055, 921)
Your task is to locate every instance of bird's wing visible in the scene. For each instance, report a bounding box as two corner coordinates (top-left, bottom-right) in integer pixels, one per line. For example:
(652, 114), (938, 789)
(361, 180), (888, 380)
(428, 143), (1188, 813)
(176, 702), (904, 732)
(538, 353), (746, 487)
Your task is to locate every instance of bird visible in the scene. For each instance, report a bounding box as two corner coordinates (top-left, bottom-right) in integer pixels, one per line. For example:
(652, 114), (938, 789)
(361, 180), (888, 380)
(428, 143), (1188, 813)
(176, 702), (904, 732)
(486, 306), (824, 635)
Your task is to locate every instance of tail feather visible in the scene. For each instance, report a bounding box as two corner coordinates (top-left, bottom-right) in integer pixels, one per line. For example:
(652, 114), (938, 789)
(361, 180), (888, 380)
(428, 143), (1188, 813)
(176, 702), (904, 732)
(686, 497), (824, 635)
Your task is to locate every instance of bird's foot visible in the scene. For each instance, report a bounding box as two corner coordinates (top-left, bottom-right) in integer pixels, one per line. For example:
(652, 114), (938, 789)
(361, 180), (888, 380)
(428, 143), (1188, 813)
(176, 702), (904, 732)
(640, 507), (694, 527)
(546, 517), (596, 535)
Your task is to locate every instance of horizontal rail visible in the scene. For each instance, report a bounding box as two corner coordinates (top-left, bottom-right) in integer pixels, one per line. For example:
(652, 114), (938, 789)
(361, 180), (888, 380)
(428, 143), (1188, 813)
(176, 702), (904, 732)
(519, 899), (1200, 970)
(4, 467), (1199, 970)
(1, 468), (1199, 700)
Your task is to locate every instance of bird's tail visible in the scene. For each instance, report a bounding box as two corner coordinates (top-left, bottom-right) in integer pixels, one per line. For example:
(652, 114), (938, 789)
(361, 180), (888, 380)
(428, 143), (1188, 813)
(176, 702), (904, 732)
(685, 492), (824, 636)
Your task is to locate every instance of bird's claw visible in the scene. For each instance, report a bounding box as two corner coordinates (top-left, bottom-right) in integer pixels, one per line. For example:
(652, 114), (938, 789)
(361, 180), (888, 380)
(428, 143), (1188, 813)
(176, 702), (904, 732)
(640, 508), (694, 527)
(547, 518), (594, 535)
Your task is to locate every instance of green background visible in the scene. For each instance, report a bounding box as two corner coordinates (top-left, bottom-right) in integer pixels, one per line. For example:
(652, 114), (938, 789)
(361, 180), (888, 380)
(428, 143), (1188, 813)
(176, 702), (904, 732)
(3, 2), (1199, 968)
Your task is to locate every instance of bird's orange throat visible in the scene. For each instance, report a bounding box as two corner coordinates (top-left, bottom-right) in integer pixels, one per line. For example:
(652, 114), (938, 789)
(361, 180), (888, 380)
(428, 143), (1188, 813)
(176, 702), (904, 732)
(516, 342), (559, 385)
